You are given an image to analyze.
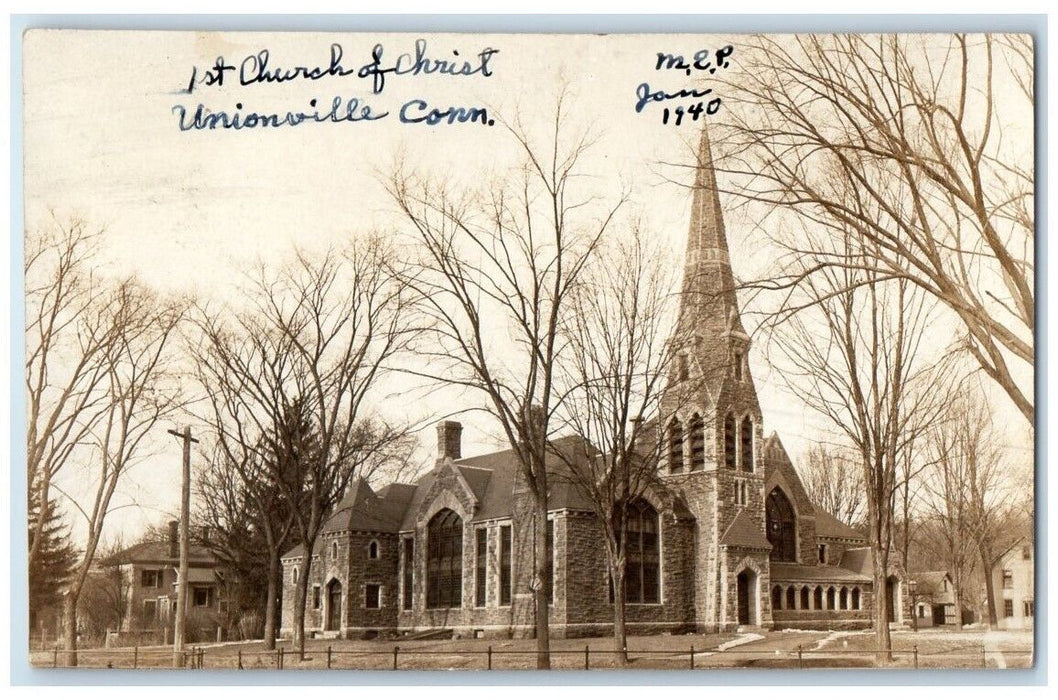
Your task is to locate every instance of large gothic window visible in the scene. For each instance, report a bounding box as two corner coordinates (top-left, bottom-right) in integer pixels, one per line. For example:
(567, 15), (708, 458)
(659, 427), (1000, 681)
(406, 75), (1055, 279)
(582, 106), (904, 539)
(668, 418), (684, 473)
(688, 414), (704, 471)
(723, 413), (736, 469)
(766, 487), (797, 563)
(624, 499), (660, 604)
(740, 416), (753, 472)
(427, 508), (463, 608)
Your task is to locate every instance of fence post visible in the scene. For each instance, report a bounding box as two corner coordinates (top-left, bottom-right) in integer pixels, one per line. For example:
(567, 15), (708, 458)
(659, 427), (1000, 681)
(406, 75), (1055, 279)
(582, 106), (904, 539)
(53, 648), (58, 668)
(982, 644), (988, 668)
(199, 647), (204, 669)
(133, 645), (138, 669)
(798, 644), (803, 669)
(690, 645), (695, 670)
(487, 645), (492, 670)
(913, 645), (919, 669)
(584, 645), (589, 670)
(327, 645), (332, 669)
(393, 645), (399, 670)
(278, 647), (284, 670)
(237, 649), (243, 670)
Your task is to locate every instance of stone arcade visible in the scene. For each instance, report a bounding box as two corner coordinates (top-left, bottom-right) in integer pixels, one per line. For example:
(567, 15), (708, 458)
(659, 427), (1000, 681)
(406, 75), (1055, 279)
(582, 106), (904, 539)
(280, 126), (903, 640)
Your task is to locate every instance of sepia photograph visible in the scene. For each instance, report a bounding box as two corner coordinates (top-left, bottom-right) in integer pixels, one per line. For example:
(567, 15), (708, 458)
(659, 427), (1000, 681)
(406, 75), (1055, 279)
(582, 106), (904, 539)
(20, 27), (1035, 673)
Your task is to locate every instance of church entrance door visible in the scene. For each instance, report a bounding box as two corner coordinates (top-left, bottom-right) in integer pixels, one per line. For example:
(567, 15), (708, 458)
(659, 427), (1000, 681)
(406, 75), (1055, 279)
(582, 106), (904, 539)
(736, 569), (755, 626)
(326, 579), (342, 631)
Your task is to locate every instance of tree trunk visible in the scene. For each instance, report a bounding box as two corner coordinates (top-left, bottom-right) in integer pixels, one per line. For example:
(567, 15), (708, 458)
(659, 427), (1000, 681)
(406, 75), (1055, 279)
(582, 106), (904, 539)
(610, 560), (628, 667)
(534, 495), (551, 670)
(263, 549), (280, 650)
(979, 544), (998, 629)
(292, 551), (313, 660)
(61, 592), (78, 667)
(873, 548), (893, 665)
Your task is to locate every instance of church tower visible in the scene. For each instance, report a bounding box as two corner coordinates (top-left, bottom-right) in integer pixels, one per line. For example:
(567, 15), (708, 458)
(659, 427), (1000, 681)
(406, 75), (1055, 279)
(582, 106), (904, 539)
(661, 124), (771, 632)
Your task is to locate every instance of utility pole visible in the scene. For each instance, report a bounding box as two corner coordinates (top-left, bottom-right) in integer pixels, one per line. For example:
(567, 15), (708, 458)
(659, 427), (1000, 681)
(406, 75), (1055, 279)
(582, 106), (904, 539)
(168, 426), (198, 668)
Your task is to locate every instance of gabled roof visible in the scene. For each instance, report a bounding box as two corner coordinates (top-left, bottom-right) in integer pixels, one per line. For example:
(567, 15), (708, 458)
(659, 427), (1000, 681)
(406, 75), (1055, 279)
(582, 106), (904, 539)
(398, 434), (598, 530)
(321, 478), (416, 535)
(719, 509), (771, 550)
(814, 509), (866, 542)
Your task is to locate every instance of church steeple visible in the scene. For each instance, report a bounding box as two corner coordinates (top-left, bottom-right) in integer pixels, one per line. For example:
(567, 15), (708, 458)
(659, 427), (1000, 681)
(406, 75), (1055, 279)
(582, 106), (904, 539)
(677, 123), (747, 342)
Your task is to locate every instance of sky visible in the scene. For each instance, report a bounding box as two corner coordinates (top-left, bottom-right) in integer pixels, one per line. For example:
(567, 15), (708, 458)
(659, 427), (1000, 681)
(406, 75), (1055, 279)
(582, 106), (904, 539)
(21, 30), (1035, 545)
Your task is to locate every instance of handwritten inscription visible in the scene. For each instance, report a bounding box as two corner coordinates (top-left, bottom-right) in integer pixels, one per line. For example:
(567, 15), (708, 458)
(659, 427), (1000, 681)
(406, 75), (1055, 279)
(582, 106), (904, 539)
(635, 45), (733, 125)
(175, 39), (499, 133)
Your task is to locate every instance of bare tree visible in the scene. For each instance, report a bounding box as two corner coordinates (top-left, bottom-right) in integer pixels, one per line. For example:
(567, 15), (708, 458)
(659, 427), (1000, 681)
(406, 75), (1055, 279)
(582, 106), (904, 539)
(56, 280), (185, 665)
(798, 443), (866, 528)
(25, 220), (119, 575)
(931, 386), (1030, 628)
(723, 34), (1034, 423)
(388, 97), (622, 668)
(551, 225), (681, 665)
(191, 240), (415, 659)
(768, 232), (946, 664)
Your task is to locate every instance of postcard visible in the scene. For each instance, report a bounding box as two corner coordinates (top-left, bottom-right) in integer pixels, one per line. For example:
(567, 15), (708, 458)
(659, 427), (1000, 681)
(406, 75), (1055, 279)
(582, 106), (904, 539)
(21, 29), (1035, 671)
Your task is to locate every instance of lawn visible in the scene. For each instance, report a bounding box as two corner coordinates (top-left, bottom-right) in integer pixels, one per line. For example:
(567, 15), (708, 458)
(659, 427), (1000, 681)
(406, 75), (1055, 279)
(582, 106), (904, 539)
(31, 627), (1034, 671)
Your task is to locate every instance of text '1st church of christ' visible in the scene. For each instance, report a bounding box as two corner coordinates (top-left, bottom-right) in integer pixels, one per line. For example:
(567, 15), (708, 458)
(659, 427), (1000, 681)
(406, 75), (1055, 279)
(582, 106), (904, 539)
(281, 126), (907, 640)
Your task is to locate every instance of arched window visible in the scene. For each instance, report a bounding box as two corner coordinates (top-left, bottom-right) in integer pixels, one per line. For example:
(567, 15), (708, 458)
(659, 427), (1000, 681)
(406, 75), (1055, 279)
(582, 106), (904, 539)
(667, 418), (684, 473)
(426, 509), (463, 609)
(839, 587), (849, 610)
(368, 541), (379, 560)
(292, 566), (299, 585)
(723, 413), (737, 469)
(624, 499), (660, 603)
(814, 586), (823, 610)
(740, 416), (753, 472)
(786, 586), (796, 610)
(331, 541), (339, 560)
(801, 586), (810, 610)
(852, 587), (861, 610)
(772, 585), (783, 610)
(687, 414), (704, 471)
(766, 488), (797, 562)
(826, 587), (836, 610)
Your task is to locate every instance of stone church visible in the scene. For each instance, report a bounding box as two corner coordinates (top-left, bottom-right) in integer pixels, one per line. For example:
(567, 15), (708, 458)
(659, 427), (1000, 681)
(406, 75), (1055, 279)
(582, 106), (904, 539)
(280, 126), (902, 640)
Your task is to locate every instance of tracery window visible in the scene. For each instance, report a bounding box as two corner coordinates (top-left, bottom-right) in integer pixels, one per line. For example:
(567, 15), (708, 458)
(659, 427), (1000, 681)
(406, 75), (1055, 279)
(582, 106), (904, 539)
(426, 509), (463, 609)
(624, 499), (660, 604)
(766, 487), (797, 563)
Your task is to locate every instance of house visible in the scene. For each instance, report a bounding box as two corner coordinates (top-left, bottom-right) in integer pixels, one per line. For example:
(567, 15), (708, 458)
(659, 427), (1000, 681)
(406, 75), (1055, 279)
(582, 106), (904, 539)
(101, 520), (224, 644)
(909, 571), (961, 627)
(991, 539), (1034, 630)
(280, 125), (901, 640)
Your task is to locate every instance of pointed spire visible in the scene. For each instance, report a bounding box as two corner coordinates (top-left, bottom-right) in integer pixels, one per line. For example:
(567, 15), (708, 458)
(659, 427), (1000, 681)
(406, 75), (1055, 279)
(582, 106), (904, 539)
(678, 123), (745, 339)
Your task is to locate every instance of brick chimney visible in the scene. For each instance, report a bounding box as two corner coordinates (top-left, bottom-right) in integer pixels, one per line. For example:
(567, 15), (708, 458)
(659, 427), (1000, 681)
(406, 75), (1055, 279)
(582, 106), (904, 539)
(168, 520), (179, 558)
(436, 420), (463, 460)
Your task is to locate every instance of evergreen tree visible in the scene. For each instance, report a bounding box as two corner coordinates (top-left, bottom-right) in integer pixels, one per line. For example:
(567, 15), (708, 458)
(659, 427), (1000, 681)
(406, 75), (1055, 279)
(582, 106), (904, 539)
(27, 480), (78, 637)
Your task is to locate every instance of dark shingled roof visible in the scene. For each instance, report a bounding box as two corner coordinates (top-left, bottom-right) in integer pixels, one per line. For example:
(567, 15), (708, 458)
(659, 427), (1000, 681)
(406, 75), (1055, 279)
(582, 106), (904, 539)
(770, 562), (872, 584)
(838, 547), (873, 577)
(814, 509), (866, 542)
(102, 541), (218, 567)
(719, 509), (771, 550)
(321, 478), (417, 535)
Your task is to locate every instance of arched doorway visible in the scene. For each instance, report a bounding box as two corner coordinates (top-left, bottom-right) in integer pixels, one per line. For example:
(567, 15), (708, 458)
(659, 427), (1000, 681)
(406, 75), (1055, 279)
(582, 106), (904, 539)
(326, 579), (342, 631)
(736, 569), (757, 626)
